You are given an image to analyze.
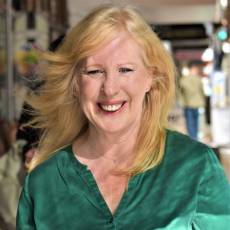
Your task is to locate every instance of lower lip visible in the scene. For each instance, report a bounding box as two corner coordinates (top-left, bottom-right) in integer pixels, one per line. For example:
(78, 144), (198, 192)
(98, 102), (127, 115)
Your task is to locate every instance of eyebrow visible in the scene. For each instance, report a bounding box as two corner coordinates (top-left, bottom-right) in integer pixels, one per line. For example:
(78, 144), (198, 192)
(84, 63), (138, 68)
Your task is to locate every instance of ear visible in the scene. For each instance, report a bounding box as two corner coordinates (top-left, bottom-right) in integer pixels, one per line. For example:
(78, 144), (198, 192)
(145, 67), (154, 93)
(72, 75), (80, 97)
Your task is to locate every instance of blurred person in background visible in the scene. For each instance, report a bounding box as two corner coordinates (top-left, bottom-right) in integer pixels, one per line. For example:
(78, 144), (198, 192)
(0, 118), (24, 230)
(179, 61), (206, 140)
(17, 5), (230, 229)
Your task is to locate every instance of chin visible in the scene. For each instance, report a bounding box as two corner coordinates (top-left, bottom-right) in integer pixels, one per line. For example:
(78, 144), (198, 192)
(99, 125), (125, 134)
(96, 119), (134, 135)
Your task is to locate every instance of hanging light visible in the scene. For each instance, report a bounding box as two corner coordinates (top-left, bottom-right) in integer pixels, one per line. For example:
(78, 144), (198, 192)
(222, 42), (230, 53)
(181, 66), (189, 76)
(201, 47), (214, 62)
(220, 0), (228, 8)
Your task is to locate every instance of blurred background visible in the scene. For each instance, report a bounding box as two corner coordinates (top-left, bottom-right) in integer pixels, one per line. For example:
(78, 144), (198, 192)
(0, 0), (230, 229)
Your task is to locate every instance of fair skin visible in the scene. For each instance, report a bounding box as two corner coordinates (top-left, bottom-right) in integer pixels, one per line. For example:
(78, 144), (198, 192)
(72, 32), (152, 214)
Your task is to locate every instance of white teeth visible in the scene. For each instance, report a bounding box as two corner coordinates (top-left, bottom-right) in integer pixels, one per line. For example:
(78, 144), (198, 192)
(100, 103), (123, 111)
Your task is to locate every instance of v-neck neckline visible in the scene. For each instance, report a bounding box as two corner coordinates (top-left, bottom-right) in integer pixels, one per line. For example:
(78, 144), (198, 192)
(65, 144), (141, 218)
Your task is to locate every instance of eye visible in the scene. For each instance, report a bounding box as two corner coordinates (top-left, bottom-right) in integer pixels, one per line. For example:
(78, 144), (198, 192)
(83, 69), (104, 77)
(119, 67), (134, 73)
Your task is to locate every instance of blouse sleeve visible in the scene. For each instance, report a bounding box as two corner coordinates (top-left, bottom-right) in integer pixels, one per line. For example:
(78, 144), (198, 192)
(192, 148), (230, 229)
(16, 175), (36, 230)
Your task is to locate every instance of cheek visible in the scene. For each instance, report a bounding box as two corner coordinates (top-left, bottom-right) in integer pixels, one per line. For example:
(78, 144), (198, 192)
(79, 78), (100, 100)
(126, 76), (149, 98)
(78, 80), (98, 117)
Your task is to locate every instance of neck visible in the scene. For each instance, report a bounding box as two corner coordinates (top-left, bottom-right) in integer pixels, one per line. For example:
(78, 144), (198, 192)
(92, 127), (137, 156)
(75, 122), (140, 166)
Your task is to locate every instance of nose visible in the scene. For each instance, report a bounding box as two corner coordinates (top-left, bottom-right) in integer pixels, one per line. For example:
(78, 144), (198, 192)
(101, 72), (120, 97)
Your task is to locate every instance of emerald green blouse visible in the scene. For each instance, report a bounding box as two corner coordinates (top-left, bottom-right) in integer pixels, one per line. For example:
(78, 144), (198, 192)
(17, 130), (230, 229)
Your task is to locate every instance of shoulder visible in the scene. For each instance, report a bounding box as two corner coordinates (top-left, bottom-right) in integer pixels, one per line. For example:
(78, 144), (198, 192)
(25, 145), (72, 190)
(166, 129), (207, 150)
(31, 145), (71, 173)
(163, 129), (228, 189)
(164, 129), (216, 166)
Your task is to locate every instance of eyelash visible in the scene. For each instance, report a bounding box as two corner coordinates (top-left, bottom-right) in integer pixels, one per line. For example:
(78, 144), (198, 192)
(83, 68), (134, 76)
(85, 70), (104, 75)
(119, 67), (133, 73)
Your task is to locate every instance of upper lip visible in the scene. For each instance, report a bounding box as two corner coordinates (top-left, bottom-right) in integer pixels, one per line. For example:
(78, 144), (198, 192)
(98, 100), (126, 105)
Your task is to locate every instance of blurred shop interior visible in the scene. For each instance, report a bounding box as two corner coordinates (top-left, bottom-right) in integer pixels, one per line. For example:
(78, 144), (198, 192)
(1, 0), (230, 173)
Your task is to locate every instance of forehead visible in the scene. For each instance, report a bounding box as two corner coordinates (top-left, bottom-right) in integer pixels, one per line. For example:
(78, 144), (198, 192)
(85, 32), (143, 65)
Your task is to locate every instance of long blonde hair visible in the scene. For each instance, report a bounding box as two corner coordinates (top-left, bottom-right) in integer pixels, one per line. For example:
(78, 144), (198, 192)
(28, 5), (176, 175)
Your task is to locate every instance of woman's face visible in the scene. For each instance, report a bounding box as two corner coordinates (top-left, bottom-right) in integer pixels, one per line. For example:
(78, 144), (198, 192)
(77, 32), (152, 135)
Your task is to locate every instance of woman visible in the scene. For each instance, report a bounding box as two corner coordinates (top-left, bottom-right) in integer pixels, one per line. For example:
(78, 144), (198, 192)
(17, 5), (230, 229)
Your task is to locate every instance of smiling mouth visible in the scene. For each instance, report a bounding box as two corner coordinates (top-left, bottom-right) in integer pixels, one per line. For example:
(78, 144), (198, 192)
(98, 102), (126, 112)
